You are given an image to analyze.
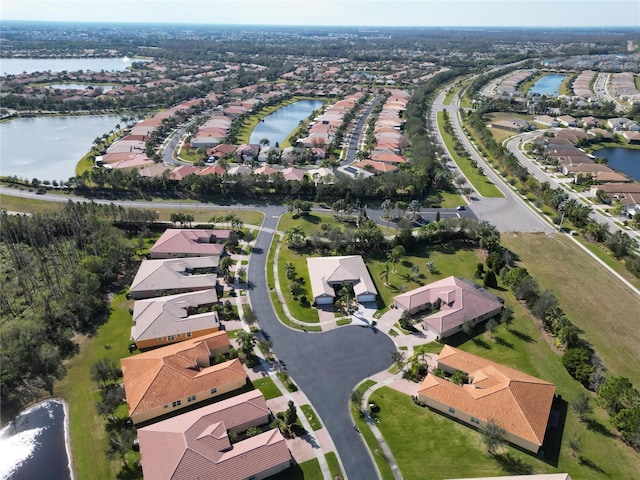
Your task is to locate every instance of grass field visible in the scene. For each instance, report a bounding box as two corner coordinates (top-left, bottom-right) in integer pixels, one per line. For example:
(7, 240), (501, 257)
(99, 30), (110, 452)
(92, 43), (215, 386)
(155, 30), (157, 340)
(437, 112), (503, 198)
(1, 193), (66, 214)
(53, 293), (135, 480)
(276, 240), (320, 323)
(502, 232), (640, 386)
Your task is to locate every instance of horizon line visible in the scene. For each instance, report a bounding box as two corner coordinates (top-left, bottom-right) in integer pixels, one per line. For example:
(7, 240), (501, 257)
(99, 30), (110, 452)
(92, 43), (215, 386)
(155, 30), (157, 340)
(2, 19), (639, 29)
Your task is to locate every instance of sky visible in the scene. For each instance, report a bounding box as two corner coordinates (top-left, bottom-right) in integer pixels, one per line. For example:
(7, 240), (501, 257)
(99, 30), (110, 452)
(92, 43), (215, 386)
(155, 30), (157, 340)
(1, 0), (639, 28)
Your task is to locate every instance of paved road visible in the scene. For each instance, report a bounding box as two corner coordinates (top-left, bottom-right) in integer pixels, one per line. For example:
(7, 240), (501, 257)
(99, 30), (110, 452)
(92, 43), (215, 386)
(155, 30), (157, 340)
(430, 87), (554, 233)
(342, 95), (383, 166)
(248, 211), (395, 480)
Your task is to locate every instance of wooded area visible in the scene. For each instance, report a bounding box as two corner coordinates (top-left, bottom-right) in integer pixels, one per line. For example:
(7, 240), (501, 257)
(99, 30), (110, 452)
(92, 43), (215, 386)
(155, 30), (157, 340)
(0, 202), (152, 414)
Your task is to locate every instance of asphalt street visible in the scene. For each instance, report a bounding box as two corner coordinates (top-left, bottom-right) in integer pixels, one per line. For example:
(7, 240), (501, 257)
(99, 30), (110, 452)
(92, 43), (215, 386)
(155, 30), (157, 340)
(247, 211), (396, 480)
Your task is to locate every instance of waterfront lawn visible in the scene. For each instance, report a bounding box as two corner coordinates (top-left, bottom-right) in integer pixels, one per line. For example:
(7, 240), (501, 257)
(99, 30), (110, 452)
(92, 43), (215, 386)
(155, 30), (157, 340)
(502, 232), (640, 386)
(53, 292), (134, 480)
(437, 111), (503, 198)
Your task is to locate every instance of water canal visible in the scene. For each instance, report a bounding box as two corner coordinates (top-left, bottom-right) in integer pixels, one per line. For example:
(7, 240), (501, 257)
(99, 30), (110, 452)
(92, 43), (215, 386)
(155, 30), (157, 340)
(249, 99), (324, 146)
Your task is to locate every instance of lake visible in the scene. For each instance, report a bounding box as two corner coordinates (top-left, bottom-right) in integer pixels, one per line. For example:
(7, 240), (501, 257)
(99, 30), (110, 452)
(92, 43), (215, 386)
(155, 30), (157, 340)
(0, 115), (120, 181)
(0, 400), (72, 480)
(0, 57), (144, 76)
(249, 100), (324, 146)
(47, 84), (116, 92)
(529, 74), (567, 97)
(593, 147), (640, 181)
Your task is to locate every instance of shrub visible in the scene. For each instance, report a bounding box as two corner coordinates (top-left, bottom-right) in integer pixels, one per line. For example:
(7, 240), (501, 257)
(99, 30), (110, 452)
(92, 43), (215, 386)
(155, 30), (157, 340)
(483, 270), (497, 288)
(563, 347), (594, 386)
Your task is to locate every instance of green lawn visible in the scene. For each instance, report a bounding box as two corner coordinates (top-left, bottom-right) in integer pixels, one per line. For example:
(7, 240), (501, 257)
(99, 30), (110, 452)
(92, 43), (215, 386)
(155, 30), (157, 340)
(502, 232), (640, 386)
(325, 452), (343, 479)
(53, 293), (136, 480)
(437, 111), (503, 198)
(300, 404), (322, 431)
(366, 241), (482, 309)
(268, 457), (323, 480)
(276, 242), (320, 323)
(277, 212), (343, 236)
(252, 376), (283, 400)
(0, 193), (67, 214)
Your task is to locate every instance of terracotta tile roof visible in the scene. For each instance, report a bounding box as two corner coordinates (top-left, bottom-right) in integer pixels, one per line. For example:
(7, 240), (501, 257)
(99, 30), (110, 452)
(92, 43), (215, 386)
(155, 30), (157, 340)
(419, 346), (555, 447)
(353, 160), (398, 173)
(150, 229), (227, 257)
(394, 276), (503, 335)
(138, 390), (291, 480)
(121, 333), (243, 419)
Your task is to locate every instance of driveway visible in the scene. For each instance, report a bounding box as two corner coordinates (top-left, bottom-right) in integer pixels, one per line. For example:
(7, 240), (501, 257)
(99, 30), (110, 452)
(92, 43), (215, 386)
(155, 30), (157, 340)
(249, 212), (396, 480)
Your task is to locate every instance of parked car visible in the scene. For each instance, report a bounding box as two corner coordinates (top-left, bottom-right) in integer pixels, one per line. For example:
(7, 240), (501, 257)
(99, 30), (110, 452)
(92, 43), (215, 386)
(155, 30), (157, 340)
(456, 205), (466, 210)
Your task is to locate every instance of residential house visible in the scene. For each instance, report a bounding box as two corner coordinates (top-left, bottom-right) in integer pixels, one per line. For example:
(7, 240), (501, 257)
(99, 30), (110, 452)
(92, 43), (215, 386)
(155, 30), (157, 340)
(129, 256), (218, 300)
(533, 115), (558, 128)
(623, 131), (640, 144)
(393, 276), (503, 339)
(418, 345), (556, 453)
(131, 290), (220, 349)
(307, 256), (377, 305)
(121, 332), (246, 424)
(489, 119), (528, 132)
(556, 115), (577, 127)
(149, 229), (229, 259)
(137, 390), (292, 480)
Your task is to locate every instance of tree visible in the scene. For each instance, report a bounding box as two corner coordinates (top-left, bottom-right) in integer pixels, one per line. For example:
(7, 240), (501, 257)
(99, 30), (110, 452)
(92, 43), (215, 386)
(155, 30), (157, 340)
(243, 307), (258, 327)
(380, 262), (390, 286)
(218, 256), (233, 280)
(336, 283), (354, 314)
(387, 245), (405, 273)
(481, 419), (506, 455)
(568, 434), (582, 457)
(285, 399), (298, 427)
(289, 279), (303, 298)
(483, 270), (497, 288)
(284, 226), (305, 249)
(572, 392), (593, 422)
(598, 376), (638, 415)
(106, 426), (136, 467)
(462, 319), (474, 338)
(391, 350), (405, 369)
(475, 220), (500, 252)
(284, 261), (296, 280)
(96, 385), (124, 421)
(485, 318), (499, 338)
(606, 230), (636, 259)
(500, 306), (514, 331)
(350, 389), (363, 407)
(563, 347), (594, 386)
(236, 331), (257, 357)
(90, 358), (120, 386)
(451, 370), (468, 385)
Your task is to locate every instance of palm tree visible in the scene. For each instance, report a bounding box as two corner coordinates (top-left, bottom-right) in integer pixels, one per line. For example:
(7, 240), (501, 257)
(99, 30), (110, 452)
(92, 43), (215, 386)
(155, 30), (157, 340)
(284, 262), (296, 280)
(337, 283), (354, 315)
(236, 330), (256, 356)
(284, 226), (305, 249)
(387, 245), (405, 273)
(379, 262), (390, 286)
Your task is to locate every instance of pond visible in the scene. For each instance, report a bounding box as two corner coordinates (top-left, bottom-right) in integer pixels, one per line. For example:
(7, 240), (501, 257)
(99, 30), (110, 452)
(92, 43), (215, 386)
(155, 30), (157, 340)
(0, 57), (146, 76)
(529, 74), (567, 97)
(0, 115), (120, 181)
(249, 100), (324, 146)
(593, 147), (640, 181)
(0, 399), (72, 480)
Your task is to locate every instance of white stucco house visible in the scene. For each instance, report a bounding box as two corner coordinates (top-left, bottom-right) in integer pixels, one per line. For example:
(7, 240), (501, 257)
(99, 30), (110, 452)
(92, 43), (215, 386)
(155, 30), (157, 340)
(306, 256), (377, 305)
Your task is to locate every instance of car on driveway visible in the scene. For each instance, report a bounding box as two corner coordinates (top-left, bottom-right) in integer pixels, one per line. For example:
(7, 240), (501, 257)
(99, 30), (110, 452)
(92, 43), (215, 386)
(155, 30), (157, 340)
(456, 205), (466, 210)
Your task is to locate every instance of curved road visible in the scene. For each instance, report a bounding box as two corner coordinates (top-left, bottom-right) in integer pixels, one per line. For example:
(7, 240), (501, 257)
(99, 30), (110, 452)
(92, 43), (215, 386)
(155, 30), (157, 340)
(248, 211), (395, 480)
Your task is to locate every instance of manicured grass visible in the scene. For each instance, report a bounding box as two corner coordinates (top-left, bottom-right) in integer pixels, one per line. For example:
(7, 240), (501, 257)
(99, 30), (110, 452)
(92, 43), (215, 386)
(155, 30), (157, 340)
(53, 293), (135, 480)
(502, 232), (640, 386)
(268, 457), (323, 480)
(0, 193), (66, 214)
(276, 243), (320, 323)
(225, 329), (242, 339)
(437, 111), (503, 198)
(300, 404), (322, 431)
(154, 208), (264, 227)
(278, 212), (342, 235)
(575, 237), (640, 289)
(267, 234), (279, 290)
(366, 241), (482, 310)
(336, 318), (352, 326)
(325, 452), (343, 479)
(252, 376), (283, 400)
(356, 379), (377, 396)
